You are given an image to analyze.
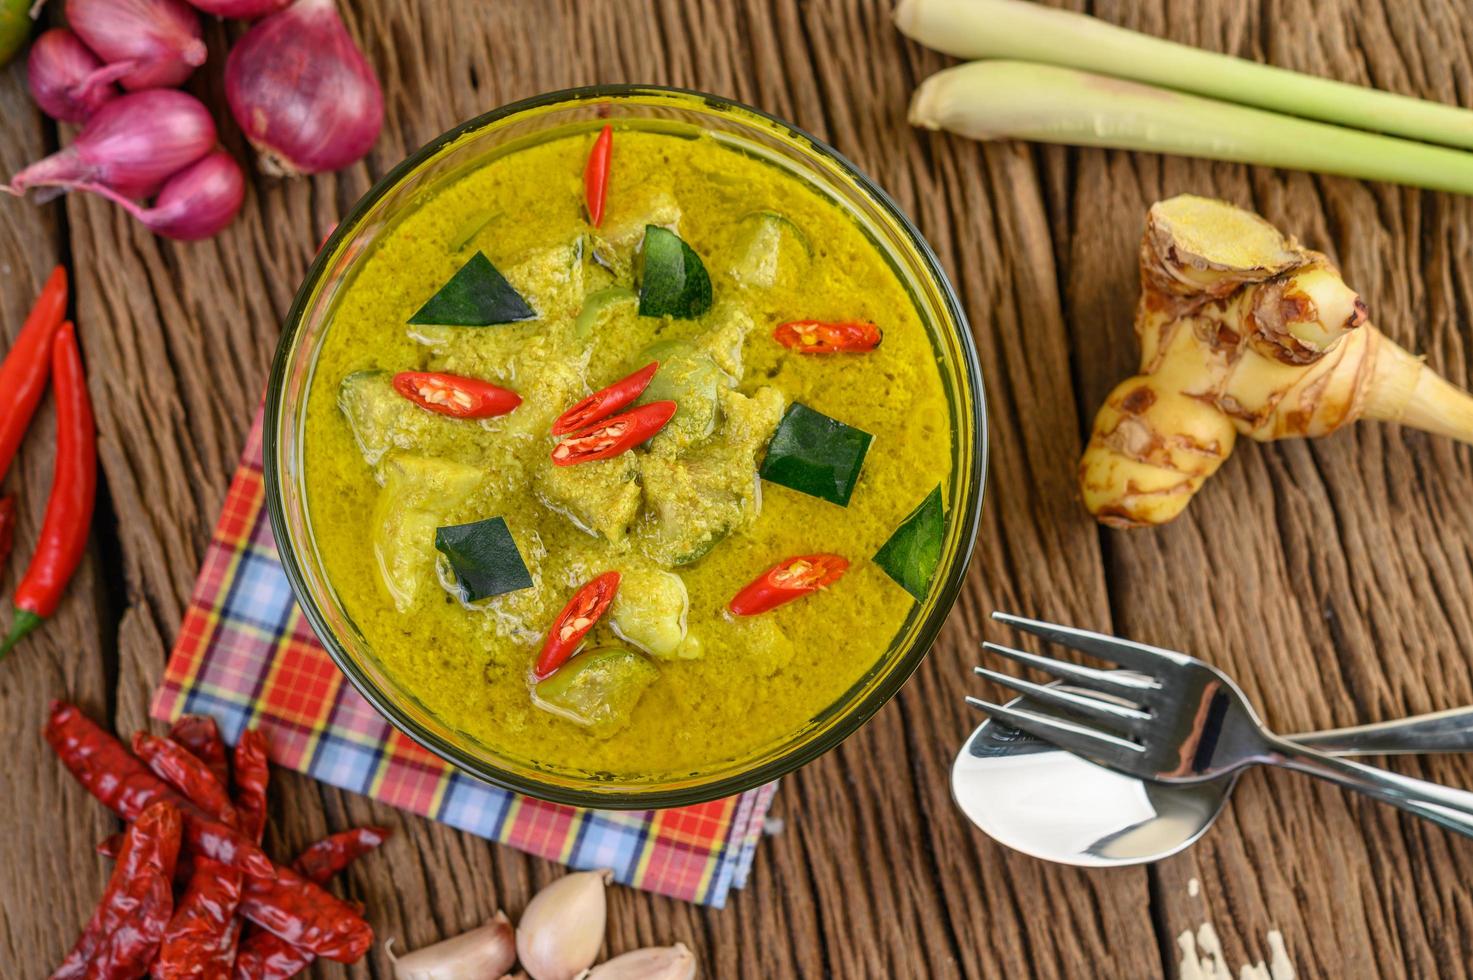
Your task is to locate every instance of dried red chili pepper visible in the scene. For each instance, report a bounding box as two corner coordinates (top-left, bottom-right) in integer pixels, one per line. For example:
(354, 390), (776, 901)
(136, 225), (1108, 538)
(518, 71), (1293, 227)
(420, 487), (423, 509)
(392, 371), (521, 420)
(233, 827), (392, 979)
(773, 320), (883, 354)
(728, 553), (850, 616)
(535, 571), (621, 679)
(1, 322), (95, 660)
(168, 714), (230, 788)
(43, 702), (274, 878)
(151, 858), (243, 979)
(551, 361), (659, 436)
(234, 728), (270, 843)
(133, 731), (240, 826)
(237, 865), (375, 963)
(51, 799), (181, 980)
(583, 123), (613, 227)
(0, 265), (67, 481)
(550, 401), (676, 467)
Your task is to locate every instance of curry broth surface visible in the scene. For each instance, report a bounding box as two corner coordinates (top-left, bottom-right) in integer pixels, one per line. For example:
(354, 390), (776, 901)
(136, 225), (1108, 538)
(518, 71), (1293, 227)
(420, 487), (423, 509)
(305, 127), (951, 778)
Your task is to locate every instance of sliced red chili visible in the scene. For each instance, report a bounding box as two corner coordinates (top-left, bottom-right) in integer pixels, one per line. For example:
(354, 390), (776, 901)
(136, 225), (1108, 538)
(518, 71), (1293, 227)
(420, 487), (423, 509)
(552, 361), (659, 436)
(583, 123), (613, 228)
(774, 320), (882, 354)
(535, 571), (621, 679)
(392, 371), (521, 419)
(550, 401), (676, 467)
(728, 554), (850, 616)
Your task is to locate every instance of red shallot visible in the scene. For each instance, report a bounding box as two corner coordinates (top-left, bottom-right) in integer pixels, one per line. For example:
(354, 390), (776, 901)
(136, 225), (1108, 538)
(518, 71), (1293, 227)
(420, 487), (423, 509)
(224, 0), (383, 176)
(66, 0), (207, 90)
(70, 150), (246, 240)
(5, 89), (216, 200)
(184, 0), (289, 18)
(26, 28), (131, 123)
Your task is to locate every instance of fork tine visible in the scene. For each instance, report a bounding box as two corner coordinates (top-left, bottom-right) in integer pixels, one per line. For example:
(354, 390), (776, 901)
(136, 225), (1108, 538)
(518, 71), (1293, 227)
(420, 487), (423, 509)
(992, 612), (1189, 674)
(981, 641), (1159, 698)
(965, 697), (1144, 763)
(974, 667), (1152, 733)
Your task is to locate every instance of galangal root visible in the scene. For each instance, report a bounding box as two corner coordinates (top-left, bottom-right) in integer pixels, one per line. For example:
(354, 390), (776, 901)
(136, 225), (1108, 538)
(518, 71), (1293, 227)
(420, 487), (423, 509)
(1081, 194), (1473, 527)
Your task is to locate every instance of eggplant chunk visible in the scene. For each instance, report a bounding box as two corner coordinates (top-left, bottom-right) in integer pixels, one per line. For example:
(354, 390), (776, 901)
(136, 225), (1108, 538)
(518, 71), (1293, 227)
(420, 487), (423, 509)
(533, 647), (660, 737)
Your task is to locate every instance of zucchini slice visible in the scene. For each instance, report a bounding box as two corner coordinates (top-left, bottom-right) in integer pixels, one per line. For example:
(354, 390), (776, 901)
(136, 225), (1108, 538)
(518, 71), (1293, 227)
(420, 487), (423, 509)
(759, 402), (873, 506)
(873, 484), (946, 601)
(638, 226), (712, 319)
(434, 516), (534, 601)
(409, 251), (536, 326)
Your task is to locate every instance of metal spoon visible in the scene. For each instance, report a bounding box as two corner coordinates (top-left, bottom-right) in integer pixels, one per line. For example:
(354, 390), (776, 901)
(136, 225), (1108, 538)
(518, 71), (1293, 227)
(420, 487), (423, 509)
(951, 678), (1473, 867)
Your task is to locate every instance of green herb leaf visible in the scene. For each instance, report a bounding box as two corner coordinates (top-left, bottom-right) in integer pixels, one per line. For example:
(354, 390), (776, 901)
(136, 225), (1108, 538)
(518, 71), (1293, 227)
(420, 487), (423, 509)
(873, 485), (946, 601)
(759, 402), (873, 506)
(434, 517), (533, 601)
(409, 251), (536, 326)
(638, 226), (712, 318)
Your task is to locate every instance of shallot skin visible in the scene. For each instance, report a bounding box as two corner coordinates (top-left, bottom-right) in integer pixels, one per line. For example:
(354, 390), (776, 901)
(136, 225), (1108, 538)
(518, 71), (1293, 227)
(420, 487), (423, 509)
(66, 0), (207, 90)
(7, 89), (217, 199)
(184, 0), (290, 17)
(224, 0), (383, 176)
(26, 28), (129, 123)
(130, 149), (246, 240)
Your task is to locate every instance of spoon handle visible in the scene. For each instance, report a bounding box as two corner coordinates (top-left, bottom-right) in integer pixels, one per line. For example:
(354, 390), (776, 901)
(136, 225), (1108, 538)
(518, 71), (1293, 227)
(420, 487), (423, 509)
(1288, 706), (1473, 756)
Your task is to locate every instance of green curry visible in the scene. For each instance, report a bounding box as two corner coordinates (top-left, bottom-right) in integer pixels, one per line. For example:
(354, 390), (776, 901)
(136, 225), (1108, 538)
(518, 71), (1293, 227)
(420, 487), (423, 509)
(304, 124), (951, 779)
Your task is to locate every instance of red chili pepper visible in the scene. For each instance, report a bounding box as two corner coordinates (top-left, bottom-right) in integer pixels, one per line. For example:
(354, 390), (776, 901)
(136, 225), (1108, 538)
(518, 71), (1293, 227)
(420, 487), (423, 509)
(0, 495), (14, 570)
(550, 401), (676, 467)
(168, 715), (230, 788)
(233, 828), (391, 980)
(51, 800), (181, 980)
(392, 371), (522, 420)
(237, 866), (374, 963)
(1, 322), (95, 660)
(42, 702), (274, 879)
(151, 858), (243, 979)
(552, 361), (659, 436)
(774, 320), (883, 354)
(0, 265), (67, 481)
(233, 728), (271, 843)
(583, 123), (613, 228)
(133, 731), (240, 827)
(728, 554), (850, 616)
(535, 571), (621, 679)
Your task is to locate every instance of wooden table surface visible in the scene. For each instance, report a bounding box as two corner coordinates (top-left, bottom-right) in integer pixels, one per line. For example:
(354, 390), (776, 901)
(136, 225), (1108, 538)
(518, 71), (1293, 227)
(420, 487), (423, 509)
(5, 0), (1473, 976)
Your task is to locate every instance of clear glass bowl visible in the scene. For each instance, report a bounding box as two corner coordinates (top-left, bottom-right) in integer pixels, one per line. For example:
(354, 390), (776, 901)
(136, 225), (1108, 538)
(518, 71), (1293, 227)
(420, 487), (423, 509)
(264, 85), (988, 809)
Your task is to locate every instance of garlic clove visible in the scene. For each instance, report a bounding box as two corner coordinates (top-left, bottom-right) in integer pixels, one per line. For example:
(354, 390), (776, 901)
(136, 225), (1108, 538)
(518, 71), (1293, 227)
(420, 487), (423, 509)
(577, 943), (697, 980)
(387, 911), (517, 980)
(516, 869), (613, 980)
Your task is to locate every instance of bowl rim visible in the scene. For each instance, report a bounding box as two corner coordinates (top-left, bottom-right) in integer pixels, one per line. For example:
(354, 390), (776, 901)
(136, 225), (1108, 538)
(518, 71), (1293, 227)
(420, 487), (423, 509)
(264, 82), (989, 809)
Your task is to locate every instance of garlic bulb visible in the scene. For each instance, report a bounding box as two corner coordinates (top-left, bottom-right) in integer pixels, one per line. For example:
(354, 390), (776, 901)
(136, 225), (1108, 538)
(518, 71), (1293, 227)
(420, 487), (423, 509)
(387, 912), (517, 980)
(578, 943), (697, 980)
(516, 869), (613, 980)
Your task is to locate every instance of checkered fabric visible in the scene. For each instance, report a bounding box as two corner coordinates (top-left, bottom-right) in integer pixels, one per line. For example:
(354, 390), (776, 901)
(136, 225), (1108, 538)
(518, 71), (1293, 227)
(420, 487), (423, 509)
(152, 409), (777, 907)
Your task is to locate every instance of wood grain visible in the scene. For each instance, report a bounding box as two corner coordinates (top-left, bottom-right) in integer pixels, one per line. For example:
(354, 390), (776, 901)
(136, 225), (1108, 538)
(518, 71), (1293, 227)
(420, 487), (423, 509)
(1, 0), (1470, 976)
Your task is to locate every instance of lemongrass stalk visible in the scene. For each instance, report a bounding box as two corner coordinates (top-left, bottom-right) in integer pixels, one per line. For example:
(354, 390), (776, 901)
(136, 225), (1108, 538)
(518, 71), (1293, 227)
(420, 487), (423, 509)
(895, 0), (1473, 151)
(909, 62), (1473, 196)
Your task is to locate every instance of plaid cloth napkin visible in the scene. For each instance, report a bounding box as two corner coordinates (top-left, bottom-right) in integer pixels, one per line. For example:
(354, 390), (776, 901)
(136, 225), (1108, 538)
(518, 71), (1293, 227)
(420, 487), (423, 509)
(151, 408), (777, 907)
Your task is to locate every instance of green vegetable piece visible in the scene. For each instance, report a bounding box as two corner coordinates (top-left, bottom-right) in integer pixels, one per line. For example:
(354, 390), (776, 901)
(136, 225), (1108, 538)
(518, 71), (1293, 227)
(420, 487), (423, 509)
(574, 286), (637, 339)
(873, 485), (946, 601)
(638, 226), (712, 319)
(639, 339), (726, 450)
(759, 403), (873, 506)
(610, 569), (699, 660)
(533, 647), (660, 737)
(372, 455), (481, 611)
(409, 251), (535, 326)
(729, 211), (811, 290)
(434, 517), (534, 601)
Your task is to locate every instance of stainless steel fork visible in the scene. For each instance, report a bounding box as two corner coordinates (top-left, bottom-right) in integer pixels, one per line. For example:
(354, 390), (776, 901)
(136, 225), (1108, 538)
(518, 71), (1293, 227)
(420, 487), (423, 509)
(970, 612), (1473, 837)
